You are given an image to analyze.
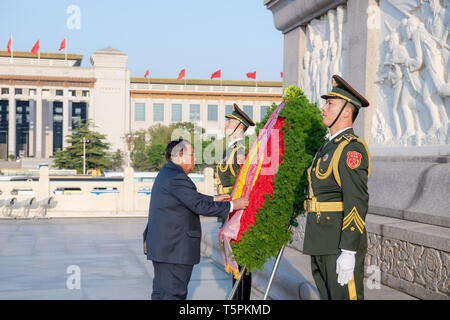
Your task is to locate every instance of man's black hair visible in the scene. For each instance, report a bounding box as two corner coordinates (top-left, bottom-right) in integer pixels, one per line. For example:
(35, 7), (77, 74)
(165, 139), (190, 161)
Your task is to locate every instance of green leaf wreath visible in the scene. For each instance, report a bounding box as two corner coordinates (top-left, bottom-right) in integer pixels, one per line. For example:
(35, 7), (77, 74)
(230, 86), (327, 271)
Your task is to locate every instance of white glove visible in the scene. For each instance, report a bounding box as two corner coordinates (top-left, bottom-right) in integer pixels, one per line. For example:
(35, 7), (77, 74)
(336, 250), (356, 286)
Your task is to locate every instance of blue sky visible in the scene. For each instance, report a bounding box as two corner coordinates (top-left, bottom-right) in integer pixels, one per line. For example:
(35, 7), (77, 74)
(0, 0), (283, 81)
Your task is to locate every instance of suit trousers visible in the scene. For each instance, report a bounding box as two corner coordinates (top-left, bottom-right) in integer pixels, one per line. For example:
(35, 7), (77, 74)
(310, 251), (366, 300)
(232, 265), (252, 300)
(151, 261), (194, 300)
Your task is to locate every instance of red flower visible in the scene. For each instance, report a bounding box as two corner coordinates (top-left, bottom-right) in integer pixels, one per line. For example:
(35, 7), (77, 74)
(232, 117), (285, 243)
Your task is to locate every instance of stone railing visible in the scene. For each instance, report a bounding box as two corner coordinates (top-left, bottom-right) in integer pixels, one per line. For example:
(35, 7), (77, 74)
(0, 166), (215, 218)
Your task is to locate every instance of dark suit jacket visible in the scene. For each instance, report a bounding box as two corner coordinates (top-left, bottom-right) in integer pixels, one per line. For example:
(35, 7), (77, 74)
(145, 161), (230, 265)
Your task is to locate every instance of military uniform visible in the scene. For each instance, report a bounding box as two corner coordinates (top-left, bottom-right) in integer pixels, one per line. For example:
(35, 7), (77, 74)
(303, 75), (371, 300)
(216, 139), (245, 195)
(216, 103), (254, 301)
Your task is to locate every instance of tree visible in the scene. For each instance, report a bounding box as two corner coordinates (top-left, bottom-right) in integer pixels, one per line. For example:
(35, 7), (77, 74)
(146, 144), (167, 171)
(130, 122), (207, 172)
(53, 121), (112, 173)
(109, 149), (125, 171)
(148, 123), (174, 146)
(129, 130), (150, 171)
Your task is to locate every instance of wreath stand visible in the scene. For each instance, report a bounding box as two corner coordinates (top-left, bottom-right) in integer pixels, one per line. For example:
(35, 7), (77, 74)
(227, 245), (286, 300)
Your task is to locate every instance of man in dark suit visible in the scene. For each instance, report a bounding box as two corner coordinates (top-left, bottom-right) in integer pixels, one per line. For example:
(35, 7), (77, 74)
(145, 139), (249, 300)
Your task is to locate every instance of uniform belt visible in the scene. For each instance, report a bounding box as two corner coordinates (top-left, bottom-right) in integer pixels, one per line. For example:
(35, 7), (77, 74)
(304, 197), (344, 212)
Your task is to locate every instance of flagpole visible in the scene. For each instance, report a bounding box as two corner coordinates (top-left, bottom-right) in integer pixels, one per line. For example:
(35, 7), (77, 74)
(184, 68), (187, 87)
(10, 33), (13, 64)
(38, 40), (40, 65)
(65, 38), (67, 66)
(220, 68), (223, 88)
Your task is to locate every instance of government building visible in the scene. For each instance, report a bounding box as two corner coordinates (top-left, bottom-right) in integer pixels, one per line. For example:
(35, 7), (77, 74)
(0, 47), (282, 160)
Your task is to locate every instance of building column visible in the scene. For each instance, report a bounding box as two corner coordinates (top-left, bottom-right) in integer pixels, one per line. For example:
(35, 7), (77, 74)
(284, 25), (305, 88)
(345, 0), (379, 142)
(29, 100), (35, 157)
(35, 88), (43, 158)
(8, 87), (16, 158)
(217, 102), (225, 140)
(182, 102), (189, 123)
(62, 88), (69, 148)
(88, 88), (94, 125)
(46, 101), (54, 157)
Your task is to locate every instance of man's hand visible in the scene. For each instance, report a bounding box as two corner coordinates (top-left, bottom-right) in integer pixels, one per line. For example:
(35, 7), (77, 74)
(336, 250), (356, 286)
(232, 198), (249, 210)
(214, 194), (231, 202)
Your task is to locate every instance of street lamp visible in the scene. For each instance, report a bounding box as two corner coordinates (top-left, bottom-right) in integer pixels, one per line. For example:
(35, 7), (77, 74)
(82, 137), (89, 175)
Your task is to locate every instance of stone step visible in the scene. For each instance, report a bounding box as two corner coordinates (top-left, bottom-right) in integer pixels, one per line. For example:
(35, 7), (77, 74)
(0, 160), (21, 169)
(21, 158), (54, 169)
(201, 217), (417, 300)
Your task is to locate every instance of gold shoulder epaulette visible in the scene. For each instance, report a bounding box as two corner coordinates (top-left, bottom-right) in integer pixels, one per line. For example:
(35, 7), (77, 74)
(342, 133), (357, 142)
(334, 133), (356, 143)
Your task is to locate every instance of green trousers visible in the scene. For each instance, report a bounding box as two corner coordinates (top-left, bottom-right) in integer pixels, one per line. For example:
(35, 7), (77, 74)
(310, 251), (366, 300)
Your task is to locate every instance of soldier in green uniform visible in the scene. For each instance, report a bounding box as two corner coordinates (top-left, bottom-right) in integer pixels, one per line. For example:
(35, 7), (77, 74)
(303, 75), (371, 300)
(216, 103), (255, 300)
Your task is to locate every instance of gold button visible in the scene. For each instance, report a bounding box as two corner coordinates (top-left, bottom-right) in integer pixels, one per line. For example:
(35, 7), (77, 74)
(326, 216), (331, 221)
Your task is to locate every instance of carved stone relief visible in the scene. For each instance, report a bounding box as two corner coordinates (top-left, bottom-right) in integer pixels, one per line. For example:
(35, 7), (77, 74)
(374, 0), (449, 146)
(289, 214), (449, 298)
(366, 233), (449, 297)
(301, 5), (348, 105)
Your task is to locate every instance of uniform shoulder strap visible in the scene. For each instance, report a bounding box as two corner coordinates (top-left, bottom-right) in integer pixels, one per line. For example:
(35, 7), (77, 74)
(342, 133), (357, 142)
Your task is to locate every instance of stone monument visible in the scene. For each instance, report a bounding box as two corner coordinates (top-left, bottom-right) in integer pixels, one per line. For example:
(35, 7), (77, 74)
(265, 0), (449, 299)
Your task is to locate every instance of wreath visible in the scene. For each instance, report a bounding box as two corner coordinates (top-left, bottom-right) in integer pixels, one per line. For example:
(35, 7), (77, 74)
(219, 86), (326, 275)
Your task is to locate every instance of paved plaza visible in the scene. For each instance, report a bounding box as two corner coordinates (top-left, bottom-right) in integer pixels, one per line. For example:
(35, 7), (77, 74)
(0, 217), (240, 300)
(0, 217), (418, 300)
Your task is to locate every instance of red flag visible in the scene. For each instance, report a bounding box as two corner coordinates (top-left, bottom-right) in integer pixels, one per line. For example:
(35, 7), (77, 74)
(246, 71), (256, 79)
(177, 68), (186, 80)
(144, 69), (150, 78)
(7, 35), (12, 55)
(211, 69), (221, 80)
(280, 72), (283, 78)
(31, 39), (39, 55)
(59, 38), (66, 51)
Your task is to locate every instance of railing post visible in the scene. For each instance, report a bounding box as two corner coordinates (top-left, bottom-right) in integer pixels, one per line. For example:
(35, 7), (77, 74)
(123, 166), (134, 213)
(38, 165), (50, 200)
(203, 167), (214, 196)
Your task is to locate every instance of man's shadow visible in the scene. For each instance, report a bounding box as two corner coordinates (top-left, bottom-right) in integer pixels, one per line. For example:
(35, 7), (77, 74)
(187, 256), (232, 300)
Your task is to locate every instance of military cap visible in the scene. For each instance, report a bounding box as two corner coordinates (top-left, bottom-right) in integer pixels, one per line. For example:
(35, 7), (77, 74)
(321, 75), (370, 109)
(225, 103), (255, 128)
